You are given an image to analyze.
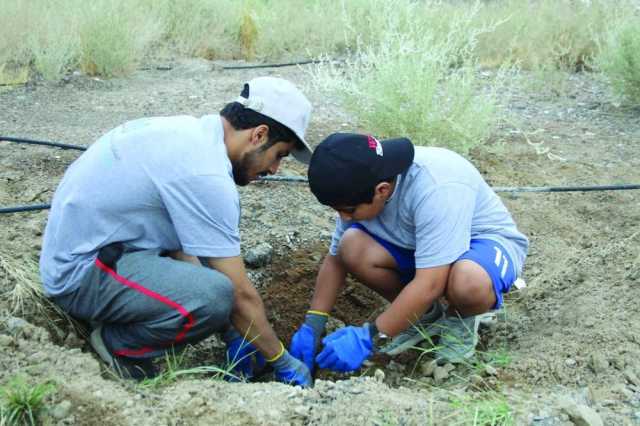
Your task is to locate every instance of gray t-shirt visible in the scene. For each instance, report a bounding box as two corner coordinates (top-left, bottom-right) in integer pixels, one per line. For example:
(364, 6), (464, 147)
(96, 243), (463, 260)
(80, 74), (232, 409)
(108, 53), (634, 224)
(40, 115), (240, 296)
(329, 147), (529, 274)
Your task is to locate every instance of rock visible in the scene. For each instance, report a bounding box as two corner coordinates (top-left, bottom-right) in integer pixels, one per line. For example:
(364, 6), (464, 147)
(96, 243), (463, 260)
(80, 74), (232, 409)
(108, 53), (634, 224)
(6, 317), (30, 335)
(565, 358), (577, 367)
(484, 364), (498, 376)
(588, 353), (609, 375)
(469, 374), (484, 386)
(433, 366), (449, 384)
(0, 334), (14, 347)
(443, 363), (455, 373)
(387, 361), (404, 372)
(64, 332), (84, 349)
(559, 397), (603, 426)
(325, 317), (346, 334)
(50, 400), (72, 420)
(244, 243), (273, 268)
(420, 360), (437, 377)
(624, 369), (640, 387)
(374, 369), (385, 383)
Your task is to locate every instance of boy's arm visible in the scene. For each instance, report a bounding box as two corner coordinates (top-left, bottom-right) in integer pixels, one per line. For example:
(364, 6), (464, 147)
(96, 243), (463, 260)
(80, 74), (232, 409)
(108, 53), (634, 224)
(374, 265), (450, 336)
(309, 253), (347, 313)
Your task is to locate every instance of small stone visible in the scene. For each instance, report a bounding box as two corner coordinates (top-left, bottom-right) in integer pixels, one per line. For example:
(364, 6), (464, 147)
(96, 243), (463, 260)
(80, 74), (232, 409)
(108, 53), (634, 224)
(469, 374), (483, 386)
(588, 353), (609, 375)
(294, 405), (309, 416)
(64, 332), (84, 349)
(420, 360), (437, 377)
(565, 358), (577, 367)
(374, 369), (385, 383)
(484, 364), (498, 376)
(624, 369), (640, 387)
(0, 334), (13, 347)
(325, 317), (346, 334)
(50, 400), (72, 420)
(6, 317), (30, 335)
(244, 243), (273, 268)
(387, 360), (404, 372)
(433, 366), (449, 384)
(559, 397), (603, 426)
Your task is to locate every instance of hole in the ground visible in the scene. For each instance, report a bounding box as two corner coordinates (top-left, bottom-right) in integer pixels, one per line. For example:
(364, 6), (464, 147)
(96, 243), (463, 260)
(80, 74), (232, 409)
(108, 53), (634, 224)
(262, 241), (387, 343)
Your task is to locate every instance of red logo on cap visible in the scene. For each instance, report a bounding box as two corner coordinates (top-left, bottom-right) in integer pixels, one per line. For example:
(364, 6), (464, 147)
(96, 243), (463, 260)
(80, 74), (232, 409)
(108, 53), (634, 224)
(367, 136), (378, 151)
(367, 135), (383, 157)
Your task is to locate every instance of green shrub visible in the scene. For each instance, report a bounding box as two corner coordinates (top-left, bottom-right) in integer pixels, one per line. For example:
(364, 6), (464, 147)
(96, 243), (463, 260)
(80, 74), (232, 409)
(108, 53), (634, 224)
(0, 378), (55, 426)
(27, 2), (80, 80)
(474, 0), (618, 71)
(154, 0), (243, 59)
(597, 18), (640, 104)
(311, 0), (506, 154)
(79, 0), (163, 77)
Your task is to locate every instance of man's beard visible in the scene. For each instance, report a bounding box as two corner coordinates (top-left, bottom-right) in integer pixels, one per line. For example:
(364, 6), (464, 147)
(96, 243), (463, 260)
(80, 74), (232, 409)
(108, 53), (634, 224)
(231, 148), (263, 186)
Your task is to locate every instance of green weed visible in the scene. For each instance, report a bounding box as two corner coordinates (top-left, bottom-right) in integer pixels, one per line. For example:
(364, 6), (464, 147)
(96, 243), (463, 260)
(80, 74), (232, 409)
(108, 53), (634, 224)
(597, 17), (640, 105)
(0, 378), (55, 426)
(139, 346), (238, 389)
(450, 392), (514, 426)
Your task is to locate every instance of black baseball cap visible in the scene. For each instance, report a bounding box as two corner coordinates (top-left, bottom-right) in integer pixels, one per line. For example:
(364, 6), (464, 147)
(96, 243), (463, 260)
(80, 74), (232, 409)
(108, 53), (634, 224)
(308, 133), (415, 206)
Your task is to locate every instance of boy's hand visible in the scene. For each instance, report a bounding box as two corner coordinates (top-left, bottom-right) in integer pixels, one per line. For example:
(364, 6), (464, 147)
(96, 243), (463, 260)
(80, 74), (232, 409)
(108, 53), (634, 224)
(316, 324), (373, 372)
(290, 311), (329, 374)
(271, 349), (313, 387)
(223, 329), (266, 381)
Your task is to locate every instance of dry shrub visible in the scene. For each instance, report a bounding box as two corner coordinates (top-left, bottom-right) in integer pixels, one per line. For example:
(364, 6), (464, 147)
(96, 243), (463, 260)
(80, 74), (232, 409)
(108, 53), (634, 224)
(0, 249), (77, 336)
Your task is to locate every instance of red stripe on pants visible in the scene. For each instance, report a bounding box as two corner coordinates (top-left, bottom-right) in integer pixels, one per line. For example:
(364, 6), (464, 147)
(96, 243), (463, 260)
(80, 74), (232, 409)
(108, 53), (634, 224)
(95, 258), (195, 357)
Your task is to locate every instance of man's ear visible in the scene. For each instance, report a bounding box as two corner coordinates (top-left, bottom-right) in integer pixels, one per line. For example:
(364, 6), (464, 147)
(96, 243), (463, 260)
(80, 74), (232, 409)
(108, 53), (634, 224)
(251, 124), (270, 147)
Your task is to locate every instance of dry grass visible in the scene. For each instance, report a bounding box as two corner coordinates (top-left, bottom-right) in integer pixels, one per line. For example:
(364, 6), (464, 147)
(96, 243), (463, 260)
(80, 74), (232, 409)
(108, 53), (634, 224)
(0, 248), (78, 336)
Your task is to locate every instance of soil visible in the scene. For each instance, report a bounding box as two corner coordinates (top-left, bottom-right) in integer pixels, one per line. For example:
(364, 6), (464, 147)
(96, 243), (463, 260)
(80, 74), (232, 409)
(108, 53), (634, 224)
(1, 58), (640, 425)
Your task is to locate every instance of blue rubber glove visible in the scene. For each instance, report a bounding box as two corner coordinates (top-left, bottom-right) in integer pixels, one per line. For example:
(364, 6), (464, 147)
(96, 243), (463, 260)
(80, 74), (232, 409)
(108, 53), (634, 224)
(271, 349), (312, 388)
(223, 329), (266, 381)
(316, 324), (373, 372)
(290, 311), (328, 374)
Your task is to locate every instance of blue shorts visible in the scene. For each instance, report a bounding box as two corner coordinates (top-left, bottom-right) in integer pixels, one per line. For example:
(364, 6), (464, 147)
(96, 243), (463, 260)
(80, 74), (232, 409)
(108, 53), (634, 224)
(350, 223), (516, 309)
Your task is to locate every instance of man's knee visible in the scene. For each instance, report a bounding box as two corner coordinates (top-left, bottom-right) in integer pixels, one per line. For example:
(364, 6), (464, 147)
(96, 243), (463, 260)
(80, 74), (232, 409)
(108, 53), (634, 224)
(199, 273), (234, 328)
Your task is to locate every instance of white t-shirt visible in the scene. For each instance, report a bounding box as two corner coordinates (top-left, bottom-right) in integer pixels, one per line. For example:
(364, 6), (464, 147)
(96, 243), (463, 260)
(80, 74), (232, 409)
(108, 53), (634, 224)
(329, 147), (529, 274)
(40, 115), (240, 296)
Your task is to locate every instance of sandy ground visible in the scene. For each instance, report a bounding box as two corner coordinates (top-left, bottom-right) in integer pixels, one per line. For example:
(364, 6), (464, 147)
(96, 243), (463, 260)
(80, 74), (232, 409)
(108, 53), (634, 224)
(1, 59), (640, 425)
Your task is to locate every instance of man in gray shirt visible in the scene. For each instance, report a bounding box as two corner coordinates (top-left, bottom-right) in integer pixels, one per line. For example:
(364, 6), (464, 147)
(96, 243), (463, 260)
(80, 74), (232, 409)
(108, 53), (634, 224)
(40, 77), (313, 385)
(290, 133), (528, 373)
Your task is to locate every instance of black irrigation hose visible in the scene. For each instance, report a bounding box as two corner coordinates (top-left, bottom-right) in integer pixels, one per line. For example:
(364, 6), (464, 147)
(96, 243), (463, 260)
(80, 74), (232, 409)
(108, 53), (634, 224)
(222, 60), (322, 70)
(1, 136), (87, 151)
(2, 135), (639, 214)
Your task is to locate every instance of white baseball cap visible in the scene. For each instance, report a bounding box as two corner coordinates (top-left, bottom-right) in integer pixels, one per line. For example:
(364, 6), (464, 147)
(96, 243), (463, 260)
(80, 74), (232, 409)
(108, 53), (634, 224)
(235, 76), (313, 164)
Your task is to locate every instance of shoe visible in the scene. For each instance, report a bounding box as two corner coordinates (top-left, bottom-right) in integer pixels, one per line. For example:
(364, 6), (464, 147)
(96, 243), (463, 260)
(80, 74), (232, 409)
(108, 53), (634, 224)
(379, 301), (445, 355)
(434, 315), (479, 364)
(89, 326), (157, 381)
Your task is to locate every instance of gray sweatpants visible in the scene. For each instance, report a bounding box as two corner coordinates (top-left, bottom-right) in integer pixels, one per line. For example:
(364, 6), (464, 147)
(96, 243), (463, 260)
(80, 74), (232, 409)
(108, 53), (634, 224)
(52, 245), (234, 359)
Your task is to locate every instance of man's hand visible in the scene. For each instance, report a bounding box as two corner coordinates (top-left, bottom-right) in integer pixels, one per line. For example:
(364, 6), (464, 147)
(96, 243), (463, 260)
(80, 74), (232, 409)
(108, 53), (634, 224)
(290, 311), (328, 374)
(316, 324), (373, 372)
(270, 347), (312, 387)
(222, 329), (266, 381)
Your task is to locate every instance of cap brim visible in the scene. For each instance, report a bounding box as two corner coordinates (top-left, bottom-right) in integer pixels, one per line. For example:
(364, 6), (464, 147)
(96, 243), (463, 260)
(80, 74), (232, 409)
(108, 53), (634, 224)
(291, 137), (313, 164)
(380, 138), (414, 178)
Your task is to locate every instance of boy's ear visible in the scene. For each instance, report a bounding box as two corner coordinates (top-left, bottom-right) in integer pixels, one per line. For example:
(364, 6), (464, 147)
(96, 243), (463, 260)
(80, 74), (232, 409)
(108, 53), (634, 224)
(375, 181), (392, 199)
